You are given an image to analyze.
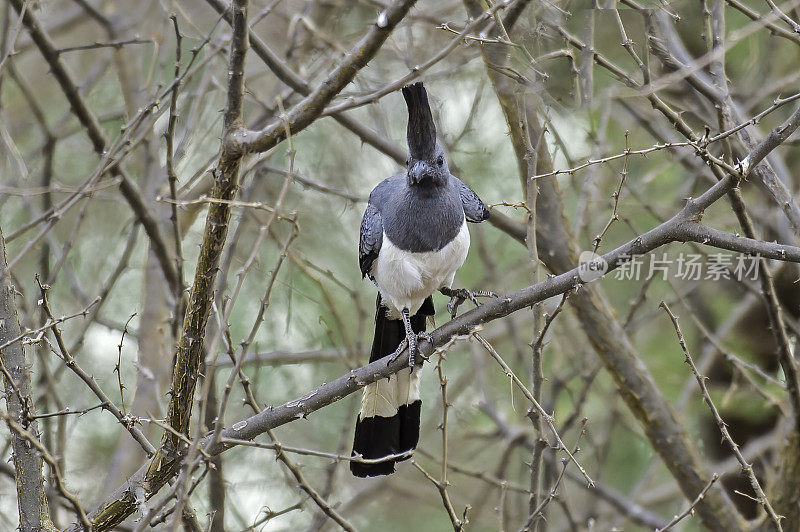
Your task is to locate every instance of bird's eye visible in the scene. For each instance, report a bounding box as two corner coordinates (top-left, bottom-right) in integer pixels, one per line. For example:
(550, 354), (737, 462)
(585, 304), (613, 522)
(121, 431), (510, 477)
(437, 157), (444, 166)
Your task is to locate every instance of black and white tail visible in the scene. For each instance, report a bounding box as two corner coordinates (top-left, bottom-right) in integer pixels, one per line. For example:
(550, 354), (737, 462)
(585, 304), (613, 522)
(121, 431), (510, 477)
(350, 295), (434, 477)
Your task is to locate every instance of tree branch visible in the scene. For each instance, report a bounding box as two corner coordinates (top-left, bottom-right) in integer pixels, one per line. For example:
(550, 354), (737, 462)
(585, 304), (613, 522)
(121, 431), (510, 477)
(224, 0), (418, 155)
(0, 225), (55, 531)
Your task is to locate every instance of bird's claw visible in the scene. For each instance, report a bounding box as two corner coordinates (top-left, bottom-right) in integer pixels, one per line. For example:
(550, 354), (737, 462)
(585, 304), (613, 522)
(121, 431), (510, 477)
(388, 338), (409, 366)
(442, 288), (499, 319)
(387, 335), (420, 369)
(416, 331), (433, 346)
(413, 331), (433, 366)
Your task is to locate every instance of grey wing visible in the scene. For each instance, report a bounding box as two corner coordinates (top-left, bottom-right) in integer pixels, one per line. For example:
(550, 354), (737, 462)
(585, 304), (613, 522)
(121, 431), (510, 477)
(359, 202), (383, 278)
(455, 177), (490, 223)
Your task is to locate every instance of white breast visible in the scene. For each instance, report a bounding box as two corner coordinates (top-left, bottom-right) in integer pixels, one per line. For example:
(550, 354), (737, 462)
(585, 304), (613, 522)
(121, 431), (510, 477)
(371, 219), (470, 317)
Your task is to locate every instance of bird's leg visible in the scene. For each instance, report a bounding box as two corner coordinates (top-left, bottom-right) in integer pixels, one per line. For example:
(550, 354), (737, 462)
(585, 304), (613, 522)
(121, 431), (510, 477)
(401, 307), (417, 368)
(439, 287), (499, 319)
(388, 308), (417, 368)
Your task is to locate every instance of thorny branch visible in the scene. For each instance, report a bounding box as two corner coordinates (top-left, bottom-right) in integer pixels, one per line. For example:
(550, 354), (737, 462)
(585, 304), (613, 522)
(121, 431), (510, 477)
(661, 302), (783, 530)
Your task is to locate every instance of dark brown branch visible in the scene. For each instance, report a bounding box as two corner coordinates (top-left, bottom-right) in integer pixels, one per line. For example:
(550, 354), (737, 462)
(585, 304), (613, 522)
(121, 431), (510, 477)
(165, 14), (185, 302)
(660, 303), (783, 530)
(656, 474), (720, 531)
(723, 0), (800, 46)
(36, 279), (155, 456)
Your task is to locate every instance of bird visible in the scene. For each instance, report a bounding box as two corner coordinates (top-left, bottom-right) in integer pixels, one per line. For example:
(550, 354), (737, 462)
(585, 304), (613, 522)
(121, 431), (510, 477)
(350, 82), (492, 477)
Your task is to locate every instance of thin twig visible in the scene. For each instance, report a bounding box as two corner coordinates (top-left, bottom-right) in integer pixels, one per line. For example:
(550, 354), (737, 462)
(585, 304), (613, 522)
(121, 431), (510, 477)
(473, 333), (593, 487)
(36, 279), (154, 456)
(660, 302), (783, 530)
(656, 474), (720, 531)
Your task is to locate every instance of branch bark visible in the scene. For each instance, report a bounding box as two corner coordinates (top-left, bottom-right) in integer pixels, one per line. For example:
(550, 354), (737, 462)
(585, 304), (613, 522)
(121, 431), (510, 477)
(205, 0), (408, 164)
(0, 225), (55, 532)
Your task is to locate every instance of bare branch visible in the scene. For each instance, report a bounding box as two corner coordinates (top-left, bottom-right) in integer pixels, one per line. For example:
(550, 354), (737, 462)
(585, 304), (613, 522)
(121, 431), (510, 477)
(226, 0), (418, 155)
(660, 303), (783, 530)
(0, 225), (55, 531)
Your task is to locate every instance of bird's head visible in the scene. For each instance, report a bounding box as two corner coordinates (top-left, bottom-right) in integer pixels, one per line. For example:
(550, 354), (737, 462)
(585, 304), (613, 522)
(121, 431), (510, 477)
(402, 82), (449, 188)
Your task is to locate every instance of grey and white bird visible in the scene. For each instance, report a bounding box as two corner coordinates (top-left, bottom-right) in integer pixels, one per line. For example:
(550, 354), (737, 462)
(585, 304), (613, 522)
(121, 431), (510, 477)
(351, 82), (492, 477)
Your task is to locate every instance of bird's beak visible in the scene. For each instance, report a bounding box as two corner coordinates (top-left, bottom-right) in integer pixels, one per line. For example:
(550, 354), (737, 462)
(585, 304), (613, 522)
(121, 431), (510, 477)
(409, 161), (433, 185)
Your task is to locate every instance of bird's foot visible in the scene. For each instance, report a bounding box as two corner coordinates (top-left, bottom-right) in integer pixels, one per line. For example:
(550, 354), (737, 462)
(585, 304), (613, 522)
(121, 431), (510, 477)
(388, 308), (419, 369)
(416, 331), (433, 346)
(440, 287), (499, 319)
(414, 331), (432, 364)
(388, 338), (410, 366)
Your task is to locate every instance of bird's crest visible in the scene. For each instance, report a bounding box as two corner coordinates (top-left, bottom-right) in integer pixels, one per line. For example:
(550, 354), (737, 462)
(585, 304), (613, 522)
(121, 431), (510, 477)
(402, 82), (437, 161)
